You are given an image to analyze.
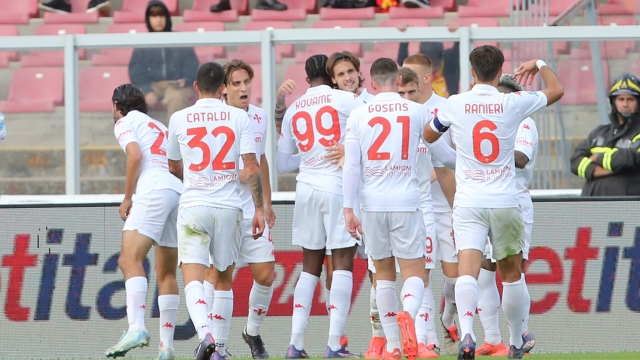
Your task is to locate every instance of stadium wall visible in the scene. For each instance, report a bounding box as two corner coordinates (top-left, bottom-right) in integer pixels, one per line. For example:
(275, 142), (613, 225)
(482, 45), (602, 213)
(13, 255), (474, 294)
(0, 196), (637, 358)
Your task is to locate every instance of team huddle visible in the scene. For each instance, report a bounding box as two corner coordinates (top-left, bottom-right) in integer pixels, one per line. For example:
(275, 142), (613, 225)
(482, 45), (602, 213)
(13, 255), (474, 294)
(104, 44), (564, 360)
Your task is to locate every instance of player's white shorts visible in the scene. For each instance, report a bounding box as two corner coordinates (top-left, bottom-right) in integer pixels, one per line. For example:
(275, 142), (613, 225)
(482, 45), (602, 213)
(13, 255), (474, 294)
(236, 218), (275, 268)
(177, 206), (242, 271)
(434, 211), (457, 263)
(523, 221), (532, 260)
(361, 209), (425, 261)
(453, 206), (524, 261)
(292, 182), (360, 251)
(123, 189), (179, 248)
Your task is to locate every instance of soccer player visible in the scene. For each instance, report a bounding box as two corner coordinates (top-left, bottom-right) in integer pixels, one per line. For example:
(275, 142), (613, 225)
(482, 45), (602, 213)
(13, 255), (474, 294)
(403, 53), (459, 357)
(105, 84), (183, 360)
(167, 62), (265, 360)
(475, 74), (539, 356)
(327, 51), (376, 103)
(423, 46), (563, 359)
(201, 59), (277, 360)
(277, 54), (364, 359)
(343, 58), (431, 360)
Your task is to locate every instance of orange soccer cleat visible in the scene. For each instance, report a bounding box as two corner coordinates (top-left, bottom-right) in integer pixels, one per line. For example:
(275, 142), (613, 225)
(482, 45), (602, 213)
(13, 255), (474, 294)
(417, 343), (439, 358)
(340, 335), (349, 349)
(381, 347), (403, 360)
(396, 311), (418, 360)
(476, 341), (507, 356)
(364, 336), (386, 359)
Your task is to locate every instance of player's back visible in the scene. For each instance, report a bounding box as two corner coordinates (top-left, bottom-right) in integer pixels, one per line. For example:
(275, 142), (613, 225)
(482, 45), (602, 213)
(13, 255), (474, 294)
(282, 85), (363, 195)
(114, 110), (183, 195)
(347, 92), (428, 211)
(442, 85), (546, 208)
(168, 98), (254, 210)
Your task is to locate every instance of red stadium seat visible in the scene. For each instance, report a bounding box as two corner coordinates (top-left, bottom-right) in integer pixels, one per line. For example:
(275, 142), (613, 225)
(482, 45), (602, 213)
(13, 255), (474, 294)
(91, 23), (148, 66)
(388, 6), (444, 19)
(502, 41), (569, 61)
(598, 0), (640, 15)
(174, 22), (226, 63)
(557, 60), (610, 105)
(283, 63), (309, 107)
(183, 0), (248, 22)
(452, 17), (500, 47)
(43, 0), (100, 24)
(114, 0), (178, 23)
(572, 41), (632, 59)
(0, 25), (19, 67)
(0, 0), (38, 24)
(598, 15), (637, 25)
(251, 65), (263, 106)
(0, 68), (64, 113)
(319, 7), (375, 20)
(457, 0), (512, 17)
(295, 20), (363, 62)
(364, 19), (430, 63)
(278, 0), (317, 13)
(228, 21), (294, 63)
(80, 67), (131, 112)
(21, 24), (87, 67)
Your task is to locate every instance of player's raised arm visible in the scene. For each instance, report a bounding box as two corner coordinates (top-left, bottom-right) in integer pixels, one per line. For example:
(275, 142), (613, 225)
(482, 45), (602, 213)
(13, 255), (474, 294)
(342, 118), (362, 240)
(275, 107), (301, 174)
(514, 59), (564, 106)
(274, 79), (296, 134)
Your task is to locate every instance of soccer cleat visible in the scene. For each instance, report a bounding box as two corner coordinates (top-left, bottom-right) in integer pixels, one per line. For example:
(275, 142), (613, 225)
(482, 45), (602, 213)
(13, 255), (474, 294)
(441, 317), (461, 356)
(324, 346), (360, 358)
(476, 342), (507, 356)
(156, 347), (175, 360)
(458, 334), (476, 360)
(522, 332), (536, 353)
(381, 347), (402, 360)
(286, 345), (310, 359)
(417, 343), (439, 358)
(38, 0), (71, 13)
(364, 336), (386, 359)
(396, 311), (418, 359)
(242, 328), (269, 359)
(507, 344), (526, 359)
(105, 329), (150, 358)
(194, 333), (216, 360)
(340, 335), (349, 349)
(87, 0), (111, 12)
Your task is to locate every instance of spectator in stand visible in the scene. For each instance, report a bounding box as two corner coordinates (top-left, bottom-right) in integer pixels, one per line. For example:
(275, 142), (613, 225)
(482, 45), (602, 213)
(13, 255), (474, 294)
(129, 0), (199, 122)
(211, 0), (288, 12)
(39, 0), (110, 13)
(570, 73), (640, 196)
(397, 20), (461, 96)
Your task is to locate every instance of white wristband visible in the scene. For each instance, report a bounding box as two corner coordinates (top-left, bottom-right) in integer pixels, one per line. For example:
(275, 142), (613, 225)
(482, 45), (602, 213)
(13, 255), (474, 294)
(536, 60), (548, 70)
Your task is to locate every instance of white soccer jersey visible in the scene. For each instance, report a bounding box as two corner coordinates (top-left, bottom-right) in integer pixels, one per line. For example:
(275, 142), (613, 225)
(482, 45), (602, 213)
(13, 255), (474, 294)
(437, 85), (547, 208)
(514, 117), (538, 223)
(237, 104), (269, 219)
(359, 88), (376, 103)
(279, 85), (364, 195)
(422, 93), (451, 213)
(345, 92), (431, 211)
(167, 98), (256, 210)
(114, 110), (183, 196)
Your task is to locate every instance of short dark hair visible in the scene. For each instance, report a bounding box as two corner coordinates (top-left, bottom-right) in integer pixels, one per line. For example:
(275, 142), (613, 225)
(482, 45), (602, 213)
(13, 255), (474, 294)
(370, 57), (398, 86)
(224, 59), (254, 86)
(112, 83), (147, 115)
(305, 54), (332, 83)
(148, 4), (168, 17)
(399, 67), (419, 86)
(469, 45), (504, 82)
(327, 51), (364, 88)
(197, 62), (225, 94)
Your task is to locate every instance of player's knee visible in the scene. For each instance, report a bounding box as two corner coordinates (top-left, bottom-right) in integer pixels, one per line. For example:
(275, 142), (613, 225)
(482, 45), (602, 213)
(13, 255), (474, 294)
(254, 271), (274, 287)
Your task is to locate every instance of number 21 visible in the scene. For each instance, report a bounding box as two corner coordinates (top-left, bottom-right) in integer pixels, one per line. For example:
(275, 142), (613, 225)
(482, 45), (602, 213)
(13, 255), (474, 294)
(367, 116), (410, 161)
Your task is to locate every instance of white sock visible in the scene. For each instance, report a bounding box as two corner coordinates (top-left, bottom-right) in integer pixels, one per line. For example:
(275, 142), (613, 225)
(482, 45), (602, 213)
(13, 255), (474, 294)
(455, 275), (478, 342)
(370, 285), (384, 338)
(328, 270), (353, 351)
(401, 276), (424, 319)
(125, 276), (148, 331)
(442, 275), (458, 328)
(212, 290), (234, 355)
(204, 280), (215, 329)
(290, 272), (319, 349)
(502, 276), (526, 349)
(247, 281), (273, 336)
(522, 274), (530, 334)
(158, 294), (179, 350)
(185, 281), (210, 340)
(416, 285), (439, 346)
(324, 285), (331, 316)
(477, 268), (501, 345)
(376, 280), (400, 352)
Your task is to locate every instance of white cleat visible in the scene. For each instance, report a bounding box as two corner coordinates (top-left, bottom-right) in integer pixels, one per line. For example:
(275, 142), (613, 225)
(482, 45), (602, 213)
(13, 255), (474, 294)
(156, 347), (175, 360)
(105, 329), (150, 358)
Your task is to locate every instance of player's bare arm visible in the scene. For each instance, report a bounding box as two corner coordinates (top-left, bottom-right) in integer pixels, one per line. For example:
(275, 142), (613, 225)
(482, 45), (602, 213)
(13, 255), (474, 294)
(238, 169), (248, 183)
(275, 79), (296, 134)
(260, 154), (276, 228)
(515, 150), (530, 169)
(168, 159), (183, 181)
(242, 152), (266, 239)
(514, 59), (564, 105)
(121, 142), (143, 221)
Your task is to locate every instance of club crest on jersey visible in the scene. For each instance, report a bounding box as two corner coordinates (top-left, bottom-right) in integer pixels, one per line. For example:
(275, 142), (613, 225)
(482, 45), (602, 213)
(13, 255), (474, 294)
(253, 114), (262, 123)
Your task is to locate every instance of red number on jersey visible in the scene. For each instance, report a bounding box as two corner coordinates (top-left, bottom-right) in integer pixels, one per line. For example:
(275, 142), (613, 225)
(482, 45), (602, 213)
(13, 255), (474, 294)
(292, 106), (340, 152)
(148, 122), (167, 156)
(472, 120), (500, 164)
(367, 116), (410, 161)
(186, 126), (236, 172)
(425, 236), (433, 254)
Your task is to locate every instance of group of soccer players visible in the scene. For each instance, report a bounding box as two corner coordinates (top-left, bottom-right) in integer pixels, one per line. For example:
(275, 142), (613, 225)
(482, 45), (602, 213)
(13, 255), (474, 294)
(103, 43), (563, 360)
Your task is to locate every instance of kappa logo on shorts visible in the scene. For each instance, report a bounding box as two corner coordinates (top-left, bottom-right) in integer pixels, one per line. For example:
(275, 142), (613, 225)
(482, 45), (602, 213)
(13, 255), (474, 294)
(384, 312), (397, 317)
(195, 299), (207, 305)
(212, 314), (225, 320)
(464, 311), (474, 317)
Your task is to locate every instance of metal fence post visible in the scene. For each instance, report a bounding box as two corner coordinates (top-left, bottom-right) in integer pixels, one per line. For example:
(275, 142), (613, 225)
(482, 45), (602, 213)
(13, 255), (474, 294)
(261, 29), (278, 191)
(64, 35), (80, 194)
